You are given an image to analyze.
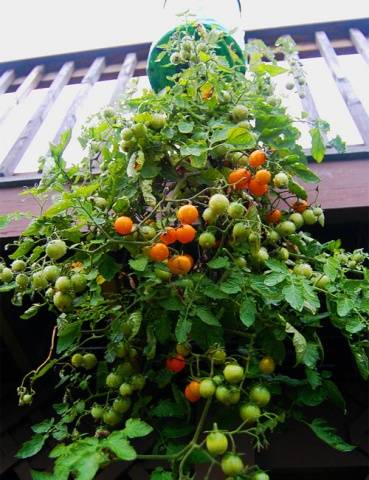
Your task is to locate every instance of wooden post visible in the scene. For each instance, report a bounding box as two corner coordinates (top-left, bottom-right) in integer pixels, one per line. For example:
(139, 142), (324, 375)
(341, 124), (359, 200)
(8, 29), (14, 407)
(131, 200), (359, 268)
(109, 53), (137, 105)
(0, 70), (15, 94)
(349, 28), (369, 66)
(0, 62), (74, 177)
(315, 31), (369, 147)
(52, 57), (106, 148)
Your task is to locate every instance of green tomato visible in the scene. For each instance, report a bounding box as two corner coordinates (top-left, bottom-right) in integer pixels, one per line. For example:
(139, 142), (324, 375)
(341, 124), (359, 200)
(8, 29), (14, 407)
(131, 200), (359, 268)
(293, 263), (313, 278)
(121, 128), (134, 141)
(231, 104), (248, 122)
(132, 123), (147, 138)
(234, 257), (247, 268)
(216, 386), (232, 405)
(32, 271), (48, 289)
(112, 196), (130, 214)
(116, 361), (134, 377)
(112, 397), (131, 414)
(240, 403), (261, 423)
(209, 194), (229, 214)
(286, 81), (294, 90)
(43, 265), (60, 282)
(116, 342), (127, 358)
(119, 383), (133, 397)
(149, 113), (166, 130)
(232, 222), (249, 240)
(210, 348), (226, 365)
(211, 144), (229, 160)
(221, 454), (244, 476)
(22, 394), (33, 405)
(314, 274), (330, 289)
(91, 405), (104, 419)
(45, 287), (54, 299)
(206, 431), (228, 456)
(266, 230), (280, 244)
(103, 409), (121, 426)
(278, 247), (289, 261)
(93, 197), (107, 209)
(273, 172), (289, 188)
(202, 207), (218, 225)
(198, 232), (216, 248)
(71, 353), (84, 367)
(223, 364), (244, 385)
(199, 379), (216, 398)
(154, 267), (172, 281)
(252, 472), (270, 480)
(82, 353), (97, 370)
(55, 276), (72, 293)
(46, 239), (67, 260)
(131, 374), (146, 391)
(139, 225), (156, 240)
(289, 212), (304, 229)
(106, 373), (123, 389)
(15, 273), (28, 290)
(228, 388), (241, 405)
(255, 247), (269, 263)
(313, 207), (323, 217)
(228, 202), (245, 219)
(302, 209), (318, 225)
(71, 273), (87, 293)
(11, 260), (26, 272)
(249, 385), (271, 407)
(1, 267), (13, 283)
(276, 220), (296, 236)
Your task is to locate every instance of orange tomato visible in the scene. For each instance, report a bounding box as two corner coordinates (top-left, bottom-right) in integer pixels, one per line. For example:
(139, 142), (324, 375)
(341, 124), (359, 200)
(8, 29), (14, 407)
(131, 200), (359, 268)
(249, 150), (266, 168)
(160, 227), (177, 245)
(149, 243), (169, 262)
(266, 209), (282, 224)
(168, 255), (193, 275)
(254, 169), (271, 185)
(177, 204), (199, 225)
(292, 199), (308, 213)
(185, 381), (201, 402)
(248, 178), (268, 196)
(114, 216), (133, 235)
(176, 224), (196, 244)
(228, 168), (251, 190)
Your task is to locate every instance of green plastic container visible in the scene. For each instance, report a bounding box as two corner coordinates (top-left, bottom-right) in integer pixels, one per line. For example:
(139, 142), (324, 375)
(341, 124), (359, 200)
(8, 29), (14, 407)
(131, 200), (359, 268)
(147, 21), (245, 92)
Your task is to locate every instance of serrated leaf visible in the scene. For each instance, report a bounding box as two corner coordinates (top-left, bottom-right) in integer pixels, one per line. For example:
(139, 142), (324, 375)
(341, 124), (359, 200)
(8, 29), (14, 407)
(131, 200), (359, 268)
(31, 470), (54, 480)
(227, 126), (256, 147)
(16, 433), (46, 459)
(239, 297), (256, 327)
(175, 312), (191, 343)
(99, 254), (120, 281)
(350, 343), (369, 380)
(323, 257), (339, 280)
(104, 432), (136, 460)
(207, 256), (230, 269)
(9, 239), (35, 259)
(306, 418), (355, 452)
(57, 321), (81, 354)
(305, 368), (321, 389)
(178, 120), (194, 133)
(124, 418), (153, 438)
(195, 306), (220, 326)
(152, 400), (186, 418)
(31, 418), (54, 433)
(21, 303), (43, 320)
(310, 127), (325, 163)
(150, 467), (173, 479)
(265, 259), (288, 273)
(252, 63), (287, 76)
(289, 162), (320, 183)
(44, 200), (73, 217)
(288, 179), (307, 200)
(264, 272), (286, 286)
(129, 256), (148, 272)
(303, 342), (320, 368)
(323, 379), (346, 412)
(283, 282), (304, 311)
(220, 273), (242, 294)
(285, 322), (307, 364)
(336, 297), (354, 317)
(345, 316), (364, 334)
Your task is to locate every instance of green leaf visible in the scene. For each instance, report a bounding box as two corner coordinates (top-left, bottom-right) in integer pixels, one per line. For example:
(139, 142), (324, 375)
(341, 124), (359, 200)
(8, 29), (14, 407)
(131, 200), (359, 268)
(288, 179), (307, 200)
(310, 127), (325, 163)
(31, 418), (54, 433)
(31, 471), (54, 480)
(140, 161), (161, 179)
(306, 418), (355, 452)
(239, 297), (256, 327)
(350, 343), (369, 380)
(150, 467), (174, 479)
(323, 379), (346, 412)
(345, 316), (365, 334)
(252, 63), (287, 76)
(227, 126), (256, 147)
(303, 342), (320, 368)
(207, 256), (230, 269)
(73, 183), (99, 198)
(305, 368), (321, 389)
(129, 256), (148, 272)
(220, 273), (242, 294)
(180, 143), (207, 157)
(99, 254), (120, 281)
(283, 282), (304, 311)
(152, 400), (186, 418)
(285, 322), (307, 364)
(57, 321), (81, 354)
(124, 418), (153, 438)
(175, 312), (192, 343)
(9, 239), (35, 259)
(104, 432), (136, 461)
(72, 451), (104, 480)
(21, 303), (43, 320)
(336, 297), (354, 317)
(323, 257), (339, 280)
(178, 120), (194, 133)
(289, 162), (320, 183)
(195, 306), (220, 326)
(161, 296), (183, 311)
(264, 272), (286, 286)
(44, 200), (73, 217)
(16, 433), (46, 459)
(265, 259), (288, 273)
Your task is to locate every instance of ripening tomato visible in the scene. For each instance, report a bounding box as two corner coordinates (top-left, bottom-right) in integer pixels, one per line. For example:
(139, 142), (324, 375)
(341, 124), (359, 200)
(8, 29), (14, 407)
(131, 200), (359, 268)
(248, 178), (268, 196)
(46, 239), (67, 260)
(208, 194), (229, 214)
(114, 216), (133, 235)
(292, 199), (308, 213)
(249, 150), (266, 167)
(160, 227), (177, 245)
(177, 204), (199, 225)
(176, 225), (196, 244)
(252, 472), (270, 480)
(266, 209), (282, 225)
(199, 378), (216, 398)
(206, 431), (228, 455)
(166, 354), (185, 373)
(149, 243), (170, 262)
(185, 381), (201, 402)
(228, 168), (251, 190)
(259, 356), (276, 374)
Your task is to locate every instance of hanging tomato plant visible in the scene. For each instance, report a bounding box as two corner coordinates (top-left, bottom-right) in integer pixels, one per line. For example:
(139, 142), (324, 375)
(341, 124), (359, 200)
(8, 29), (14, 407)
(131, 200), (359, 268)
(0, 22), (367, 480)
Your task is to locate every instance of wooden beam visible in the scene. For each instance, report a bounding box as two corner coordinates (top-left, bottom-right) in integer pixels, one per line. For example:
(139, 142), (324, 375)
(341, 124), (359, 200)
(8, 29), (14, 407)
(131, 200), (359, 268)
(0, 62), (74, 177)
(350, 29), (369, 65)
(316, 31), (369, 148)
(109, 53), (137, 105)
(0, 70), (15, 94)
(0, 65), (44, 124)
(52, 57), (105, 148)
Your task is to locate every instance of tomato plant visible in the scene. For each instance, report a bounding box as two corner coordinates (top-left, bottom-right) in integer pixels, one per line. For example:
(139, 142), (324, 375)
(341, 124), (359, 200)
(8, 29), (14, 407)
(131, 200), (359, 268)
(2, 22), (367, 480)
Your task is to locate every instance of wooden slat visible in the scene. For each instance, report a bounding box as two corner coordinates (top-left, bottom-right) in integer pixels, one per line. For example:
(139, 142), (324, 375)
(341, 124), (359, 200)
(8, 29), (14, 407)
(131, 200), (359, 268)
(316, 31), (369, 147)
(0, 65), (44, 124)
(350, 29), (369, 65)
(0, 62), (74, 177)
(109, 53), (137, 105)
(0, 70), (15, 94)
(52, 57), (105, 148)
